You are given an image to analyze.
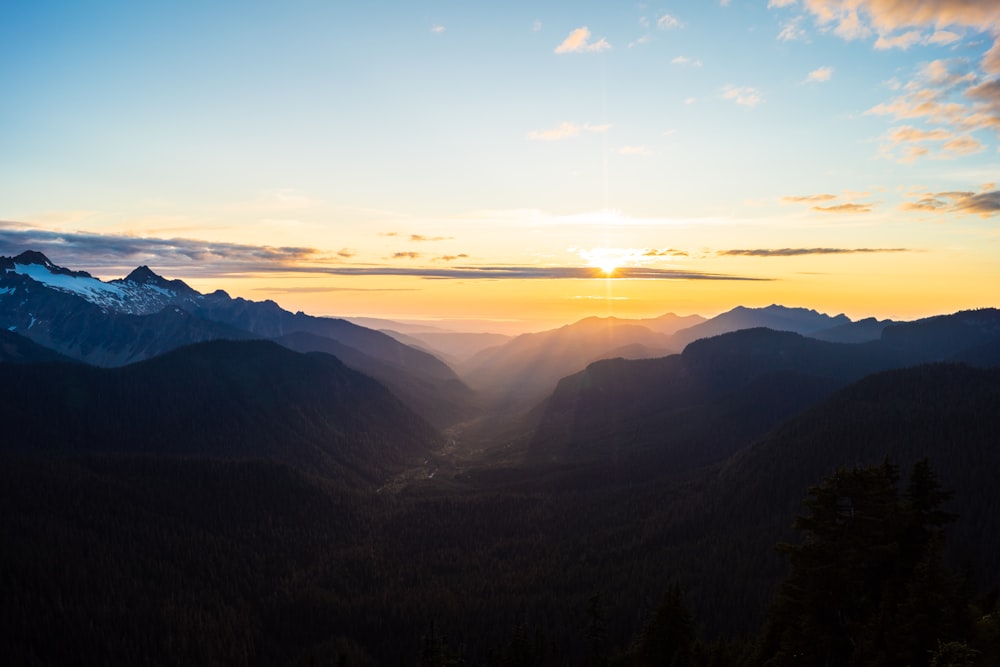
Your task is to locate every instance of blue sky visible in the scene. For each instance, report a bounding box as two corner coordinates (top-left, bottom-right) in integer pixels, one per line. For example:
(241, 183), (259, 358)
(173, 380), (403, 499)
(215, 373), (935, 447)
(2, 1), (999, 328)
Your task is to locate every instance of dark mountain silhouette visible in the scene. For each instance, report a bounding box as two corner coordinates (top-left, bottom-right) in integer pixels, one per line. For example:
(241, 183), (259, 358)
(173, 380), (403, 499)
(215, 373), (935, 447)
(190, 291), (459, 383)
(274, 331), (477, 429)
(670, 304), (851, 348)
(528, 331), (849, 471)
(809, 315), (894, 343)
(529, 310), (1000, 473)
(0, 339), (439, 482)
(680, 363), (1000, 634)
(879, 307), (1000, 359)
(0, 329), (73, 364)
(459, 316), (676, 410)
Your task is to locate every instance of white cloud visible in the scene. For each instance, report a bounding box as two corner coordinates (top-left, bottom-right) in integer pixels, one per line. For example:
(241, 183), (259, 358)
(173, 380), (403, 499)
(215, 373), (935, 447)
(769, 0), (797, 7)
(554, 27), (611, 54)
(778, 16), (808, 41)
(527, 122), (612, 141)
(806, 66), (834, 83)
(657, 13), (683, 30)
(430, 24), (445, 34)
(532, 19), (542, 32)
(618, 145), (651, 156)
(672, 55), (703, 66)
(722, 85), (764, 107)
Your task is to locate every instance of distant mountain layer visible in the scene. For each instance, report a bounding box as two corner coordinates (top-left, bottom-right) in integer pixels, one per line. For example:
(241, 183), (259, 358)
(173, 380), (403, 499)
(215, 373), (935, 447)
(1, 251), (473, 427)
(0, 339), (439, 483)
(530, 309), (1000, 473)
(460, 316), (677, 410)
(671, 304), (851, 348)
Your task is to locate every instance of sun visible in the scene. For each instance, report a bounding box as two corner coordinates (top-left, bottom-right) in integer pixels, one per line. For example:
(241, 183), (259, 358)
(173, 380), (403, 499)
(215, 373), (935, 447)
(595, 259), (618, 276)
(580, 248), (625, 276)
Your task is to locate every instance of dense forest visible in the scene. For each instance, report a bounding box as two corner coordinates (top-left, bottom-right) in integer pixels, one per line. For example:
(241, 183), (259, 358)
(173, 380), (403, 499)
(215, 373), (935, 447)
(2, 361), (1000, 665)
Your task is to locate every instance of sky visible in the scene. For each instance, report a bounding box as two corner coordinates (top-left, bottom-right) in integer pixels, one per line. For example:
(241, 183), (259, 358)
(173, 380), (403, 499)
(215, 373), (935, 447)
(2, 0), (999, 332)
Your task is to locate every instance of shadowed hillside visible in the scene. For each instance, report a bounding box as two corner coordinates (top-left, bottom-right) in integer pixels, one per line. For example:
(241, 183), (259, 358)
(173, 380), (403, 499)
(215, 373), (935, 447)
(0, 339), (439, 482)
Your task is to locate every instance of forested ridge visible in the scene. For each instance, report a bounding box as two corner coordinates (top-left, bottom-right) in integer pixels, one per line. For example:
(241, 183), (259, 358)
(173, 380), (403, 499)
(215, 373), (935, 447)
(2, 353), (1000, 664)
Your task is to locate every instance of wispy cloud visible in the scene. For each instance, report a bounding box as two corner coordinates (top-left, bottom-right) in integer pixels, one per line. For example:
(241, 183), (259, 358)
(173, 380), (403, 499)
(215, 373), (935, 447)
(253, 286), (419, 293)
(618, 145), (651, 156)
(554, 27), (611, 54)
(902, 189), (1000, 217)
(805, 66), (834, 83)
(722, 85), (764, 107)
(410, 234), (453, 242)
(777, 16), (807, 41)
(874, 30), (923, 50)
(797, 1), (1000, 49)
(262, 265), (768, 281)
(778, 2), (1000, 162)
(812, 202), (875, 214)
(672, 55), (703, 66)
(783, 193), (837, 203)
(432, 254), (470, 262)
(337, 248), (356, 258)
(657, 13), (683, 30)
(391, 251), (422, 259)
(527, 121), (612, 141)
(642, 248), (688, 257)
(430, 24), (445, 34)
(719, 247), (909, 257)
(532, 19), (542, 32)
(0, 223), (321, 276)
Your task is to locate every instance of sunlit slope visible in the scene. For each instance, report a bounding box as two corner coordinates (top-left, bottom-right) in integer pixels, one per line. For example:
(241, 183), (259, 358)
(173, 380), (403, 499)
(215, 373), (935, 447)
(460, 316), (676, 410)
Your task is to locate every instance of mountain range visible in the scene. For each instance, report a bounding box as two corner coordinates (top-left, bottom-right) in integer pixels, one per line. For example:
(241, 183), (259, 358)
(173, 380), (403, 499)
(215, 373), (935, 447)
(0, 250), (473, 428)
(3, 248), (1000, 662)
(528, 310), (1000, 473)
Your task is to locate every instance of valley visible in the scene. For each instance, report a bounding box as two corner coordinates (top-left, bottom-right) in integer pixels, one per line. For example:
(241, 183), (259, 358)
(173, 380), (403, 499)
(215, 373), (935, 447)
(2, 250), (1000, 665)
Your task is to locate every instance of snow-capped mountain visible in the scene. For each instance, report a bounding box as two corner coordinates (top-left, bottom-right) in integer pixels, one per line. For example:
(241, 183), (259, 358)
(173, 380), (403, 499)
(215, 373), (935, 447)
(0, 250), (474, 426)
(4, 251), (201, 316)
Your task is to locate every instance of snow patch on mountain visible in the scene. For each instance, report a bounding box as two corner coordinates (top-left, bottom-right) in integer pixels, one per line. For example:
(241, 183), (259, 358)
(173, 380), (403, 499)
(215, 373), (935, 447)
(13, 262), (125, 300)
(10, 260), (197, 315)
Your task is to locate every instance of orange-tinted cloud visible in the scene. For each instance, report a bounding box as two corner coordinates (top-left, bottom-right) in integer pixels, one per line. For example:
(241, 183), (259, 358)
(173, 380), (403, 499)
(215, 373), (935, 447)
(812, 202), (874, 214)
(783, 193), (837, 203)
(720, 247), (909, 257)
(410, 234), (453, 242)
(554, 27), (611, 54)
(902, 189), (1000, 216)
